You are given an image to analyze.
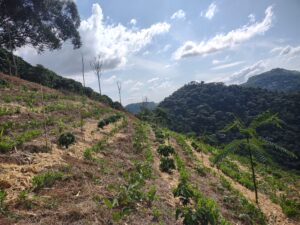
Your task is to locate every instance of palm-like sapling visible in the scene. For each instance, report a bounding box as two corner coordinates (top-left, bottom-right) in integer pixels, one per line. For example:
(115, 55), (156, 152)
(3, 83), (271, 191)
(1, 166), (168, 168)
(213, 111), (297, 204)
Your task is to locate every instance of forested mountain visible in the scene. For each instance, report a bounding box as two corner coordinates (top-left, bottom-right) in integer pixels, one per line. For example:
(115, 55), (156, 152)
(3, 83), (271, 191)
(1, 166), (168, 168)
(125, 101), (157, 114)
(242, 68), (300, 92)
(0, 48), (122, 109)
(159, 81), (300, 169)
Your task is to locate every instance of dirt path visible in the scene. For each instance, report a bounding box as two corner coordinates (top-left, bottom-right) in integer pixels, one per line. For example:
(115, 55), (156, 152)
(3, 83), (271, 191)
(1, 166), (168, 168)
(0, 119), (121, 202)
(192, 149), (297, 225)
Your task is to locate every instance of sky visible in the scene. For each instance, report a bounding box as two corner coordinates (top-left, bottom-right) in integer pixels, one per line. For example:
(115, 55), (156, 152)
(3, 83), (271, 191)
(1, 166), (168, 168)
(16, 0), (300, 105)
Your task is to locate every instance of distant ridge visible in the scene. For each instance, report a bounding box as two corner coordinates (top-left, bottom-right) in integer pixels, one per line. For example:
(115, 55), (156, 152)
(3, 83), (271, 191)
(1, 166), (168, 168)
(125, 101), (157, 114)
(242, 68), (300, 92)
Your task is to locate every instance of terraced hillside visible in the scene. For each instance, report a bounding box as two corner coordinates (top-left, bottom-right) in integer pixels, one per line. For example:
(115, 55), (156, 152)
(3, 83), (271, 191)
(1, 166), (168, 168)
(0, 73), (299, 224)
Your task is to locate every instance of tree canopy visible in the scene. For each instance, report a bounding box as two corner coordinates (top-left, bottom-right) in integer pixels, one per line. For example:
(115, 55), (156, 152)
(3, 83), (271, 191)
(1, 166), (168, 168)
(0, 0), (81, 51)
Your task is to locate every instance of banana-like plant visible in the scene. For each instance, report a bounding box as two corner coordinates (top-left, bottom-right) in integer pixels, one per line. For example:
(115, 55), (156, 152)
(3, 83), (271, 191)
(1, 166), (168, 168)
(213, 111), (297, 204)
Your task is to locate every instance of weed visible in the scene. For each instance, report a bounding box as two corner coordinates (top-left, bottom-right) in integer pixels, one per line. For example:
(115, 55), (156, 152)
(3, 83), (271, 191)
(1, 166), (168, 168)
(83, 148), (94, 160)
(0, 189), (7, 214)
(17, 190), (33, 209)
(32, 171), (64, 191)
(280, 194), (300, 219)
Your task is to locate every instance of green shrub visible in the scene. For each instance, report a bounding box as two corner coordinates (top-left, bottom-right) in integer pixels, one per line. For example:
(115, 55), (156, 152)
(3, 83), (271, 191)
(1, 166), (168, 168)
(58, 132), (75, 148)
(173, 179), (194, 205)
(159, 157), (176, 173)
(32, 171), (64, 190)
(0, 136), (16, 153)
(157, 145), (175, 157)
(98, 114), (122, 129)
(176, 197), (230, 225)
(98, 120), (107, 129)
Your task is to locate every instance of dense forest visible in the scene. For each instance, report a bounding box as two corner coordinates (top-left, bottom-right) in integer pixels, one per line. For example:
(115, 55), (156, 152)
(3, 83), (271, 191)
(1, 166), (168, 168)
(158, 81), (300, 169)
(242, 68), (300, 93)
(0, 49), (122, 109)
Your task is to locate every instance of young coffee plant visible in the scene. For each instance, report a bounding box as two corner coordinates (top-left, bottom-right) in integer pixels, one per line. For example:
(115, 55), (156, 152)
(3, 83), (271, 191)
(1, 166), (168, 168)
(173, 179), (194, 205)
(58, 132), (75, 149)
(159, 157), (176, 173)
(157, 145), (175, 157)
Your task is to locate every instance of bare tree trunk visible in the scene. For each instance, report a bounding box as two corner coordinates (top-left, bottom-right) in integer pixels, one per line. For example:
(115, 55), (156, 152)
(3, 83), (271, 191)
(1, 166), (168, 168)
(41, 86), (49, 150)
(97, 73), (101, 95)
(247, 138), (258, 204)
(80, 53), (85, 136)
(81, 54), (85, 88)
(90, 55), (103, 95)
(116, 81), (122, 105)
(7, 23), (18, 76)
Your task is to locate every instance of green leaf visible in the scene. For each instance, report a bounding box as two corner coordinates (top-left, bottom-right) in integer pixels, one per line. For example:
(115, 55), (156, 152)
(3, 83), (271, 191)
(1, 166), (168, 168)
(213, 139), (246, 164)
(103, 198), (113, 209)
(250, 111), (283, 130)
(263, 140), (298, 159)
(221, 116), (245, 133)
(249, 142), (268, 164)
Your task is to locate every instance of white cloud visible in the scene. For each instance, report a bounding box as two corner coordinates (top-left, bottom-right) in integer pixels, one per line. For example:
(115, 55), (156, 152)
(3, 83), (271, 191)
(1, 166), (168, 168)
(211, 61), (244, 70)
(103, 75), (117, 84)
(123, 79), (134, 85)
(130, 18), (137, 25)
(216, 60), (266, 84)
(130, 81), (144, 92)
(212, 55), (230, 65)
(174, 6), (273, 60)
(143, 51), (150, 56)
(271, 45), (300, 58)
(16, 3), (170, 76)
(171, 9), (186, 20)
(158, 44), (171, 54)
(202, 2), (218, 20)
(147, 77), (159, 83)
(248, 14), (256, 23)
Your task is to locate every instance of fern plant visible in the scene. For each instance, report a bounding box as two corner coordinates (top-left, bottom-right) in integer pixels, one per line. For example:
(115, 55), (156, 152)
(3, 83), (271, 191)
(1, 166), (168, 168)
(213, 111), (297, 204)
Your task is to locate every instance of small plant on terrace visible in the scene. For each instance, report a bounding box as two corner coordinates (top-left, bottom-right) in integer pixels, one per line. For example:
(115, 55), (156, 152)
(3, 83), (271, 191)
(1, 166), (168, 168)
(159, 157), (176, 173)
(58, 132), (75, 149)
(157, 145), (175, 157)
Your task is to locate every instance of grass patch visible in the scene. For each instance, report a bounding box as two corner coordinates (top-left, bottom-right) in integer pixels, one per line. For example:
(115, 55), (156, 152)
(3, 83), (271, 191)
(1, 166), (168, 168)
(32, 171), (64, 191)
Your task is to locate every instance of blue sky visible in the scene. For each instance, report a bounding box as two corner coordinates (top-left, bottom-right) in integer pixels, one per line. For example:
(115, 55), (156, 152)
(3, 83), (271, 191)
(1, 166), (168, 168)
(16, 0), (300, 105)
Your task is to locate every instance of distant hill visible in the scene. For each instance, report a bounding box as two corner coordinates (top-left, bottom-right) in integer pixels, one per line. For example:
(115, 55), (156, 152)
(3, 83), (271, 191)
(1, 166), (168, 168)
(0, 48), (122, 109)
(242, 68), (300, 92)
(159, 81), (300, 169)
(125, 101), (157, 114)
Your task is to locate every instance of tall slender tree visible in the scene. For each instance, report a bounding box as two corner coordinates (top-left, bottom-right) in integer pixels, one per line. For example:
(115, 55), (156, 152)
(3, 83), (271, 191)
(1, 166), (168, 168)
(213, 111), (297, 204)
(90, 55), (103, 95)
(116, 80), (122, 105)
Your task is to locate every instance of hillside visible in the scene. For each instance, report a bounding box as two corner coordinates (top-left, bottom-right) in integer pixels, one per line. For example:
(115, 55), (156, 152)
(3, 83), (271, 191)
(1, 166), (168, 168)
(159, 81), (300, 169)
(0, 48), (122, 110)
(242, 68), (300, 92)
(1, 73), (299, 224)
(125, 102), (157, 114)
